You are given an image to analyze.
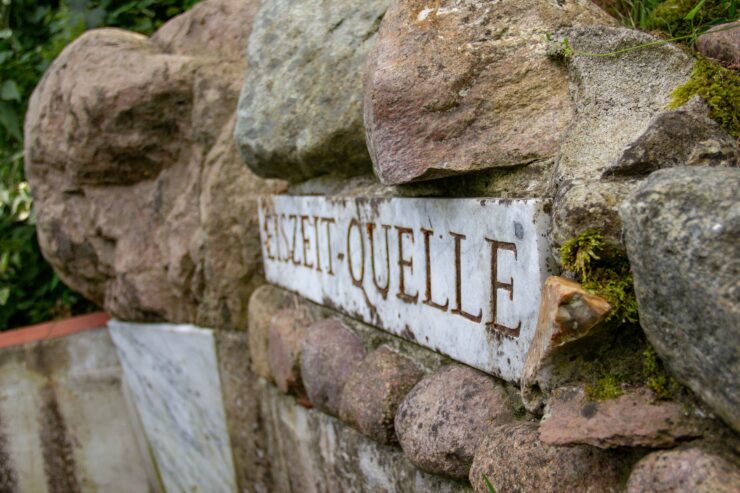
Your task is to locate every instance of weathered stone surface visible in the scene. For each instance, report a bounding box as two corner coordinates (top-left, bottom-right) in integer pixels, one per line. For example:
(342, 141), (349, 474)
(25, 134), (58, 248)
(109, 321), (237, 493)
(364, 0), (613, 185)
(540, 387), (705, 449)
(152, 0), (259, 60)
(214, 330), (272, 492)
(469, 422), (631, 493)
(300, 318), (366, 416)
(0, 328), (157, 493)
(627, 444), (740, 493)
(259, 381), (472, 493)
(247, 285), (300, 381)
(339, 345), (424, 444)
(619, 167), (740, 432)
(552, 179), (638, 253)
(395, 365), (515, 479)
(234, 0), (388, 182)
(695, 20), (740, 67)
(24, 1), (285, 328)
(551, 26), (694, 250)
(603, 98), (737, 177)
(522, 276), (611, 413)
(267, 308), (317, 396)
(258, 195), (552, 382)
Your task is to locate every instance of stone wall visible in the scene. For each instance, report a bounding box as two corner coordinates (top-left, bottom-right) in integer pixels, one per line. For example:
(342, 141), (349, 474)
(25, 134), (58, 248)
(22, 0), (740, 492)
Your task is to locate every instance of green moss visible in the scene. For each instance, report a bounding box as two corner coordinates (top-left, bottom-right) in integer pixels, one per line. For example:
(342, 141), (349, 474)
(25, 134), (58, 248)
(586, 372), (626, 400)
(646, 0), (734, 38)
(560, 230), (639, 326)
(560, 229), (604, 280)
(669, 57), (740, 137)
(643, 346), (683, 398)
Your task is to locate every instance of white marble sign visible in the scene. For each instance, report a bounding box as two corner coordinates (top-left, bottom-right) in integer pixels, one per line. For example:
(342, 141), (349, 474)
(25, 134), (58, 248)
(109, 321), (237, 493)
(258, 196), (552, 381)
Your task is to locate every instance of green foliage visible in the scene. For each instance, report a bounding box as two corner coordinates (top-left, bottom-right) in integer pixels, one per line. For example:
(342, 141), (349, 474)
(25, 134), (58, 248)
(669, 57), (740, 137)
(0, 0), (199, 329)
(484, 476), (497, 493)
(645, 0), (738, 37)
(586, 372), (627, 400)
(605, 0), (738, 36)
(560, 230), (639, 326)
(643, 346), (683, 398)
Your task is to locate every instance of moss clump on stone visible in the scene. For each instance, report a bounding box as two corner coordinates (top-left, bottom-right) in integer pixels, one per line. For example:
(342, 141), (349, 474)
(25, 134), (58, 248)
(586, 372), (626, 400)
(669, 57), (740, 137)
(645, 0), (734, 38)
(643, 346), (682, 398)
(560, 229), (639, 325)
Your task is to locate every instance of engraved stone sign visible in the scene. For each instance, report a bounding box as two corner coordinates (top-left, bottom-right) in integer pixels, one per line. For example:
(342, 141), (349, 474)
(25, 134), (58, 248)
(257, 196), (553, 381)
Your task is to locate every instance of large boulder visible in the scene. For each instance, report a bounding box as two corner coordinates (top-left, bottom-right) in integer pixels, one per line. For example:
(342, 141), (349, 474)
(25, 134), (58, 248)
(24, 0), (286, 328)
(234, 0), (389, 182)
(620, 167), (740, 432)
(363, 0), (613, 185)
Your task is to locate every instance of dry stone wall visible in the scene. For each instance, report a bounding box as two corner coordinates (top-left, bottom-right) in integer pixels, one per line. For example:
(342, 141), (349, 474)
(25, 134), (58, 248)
(23, 0), (740, 492)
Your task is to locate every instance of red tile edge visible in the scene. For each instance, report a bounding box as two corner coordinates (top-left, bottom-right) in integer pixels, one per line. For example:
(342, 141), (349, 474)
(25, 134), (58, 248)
(0, 312), (110, 350)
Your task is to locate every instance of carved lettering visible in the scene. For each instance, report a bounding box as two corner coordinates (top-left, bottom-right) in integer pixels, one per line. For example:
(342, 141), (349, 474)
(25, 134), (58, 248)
(347, 219), (365, 287)
(395, 226), (418, 304)
(367, 223), (391, 299)
(449, 232), (482, 323)
(300, 215), (313, 269)
(322, 217), (336, 275)
(313, 215), (322, 272)
(421, 228), (448, 312)
(288, 214), (301, 265)
(262, 214), (276, 260)
(279, 214), (290, 263)
(485, 239), (521, 337)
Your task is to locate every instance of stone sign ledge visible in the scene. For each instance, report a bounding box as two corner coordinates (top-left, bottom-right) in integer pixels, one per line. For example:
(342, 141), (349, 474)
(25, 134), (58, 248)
(257, 194), (553, 382)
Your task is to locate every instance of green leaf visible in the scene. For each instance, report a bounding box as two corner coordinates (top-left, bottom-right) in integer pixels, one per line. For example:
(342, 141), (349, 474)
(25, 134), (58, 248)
(0, 287), (10, 306)
(0, 102), (21, 141)
(685, 0), (708, 21)
(1, 80), (21, 101)
(484, 476), (497, 493)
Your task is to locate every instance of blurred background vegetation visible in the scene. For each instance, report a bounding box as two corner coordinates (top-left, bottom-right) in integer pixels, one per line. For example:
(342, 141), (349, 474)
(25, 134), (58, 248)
(0, 0), (200, 330)
(0, 0), (736, 330)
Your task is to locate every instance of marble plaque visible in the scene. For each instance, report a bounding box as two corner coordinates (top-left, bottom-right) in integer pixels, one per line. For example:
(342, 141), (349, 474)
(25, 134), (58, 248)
(258, 196), (552, 381)
(108, 321), (237, 493)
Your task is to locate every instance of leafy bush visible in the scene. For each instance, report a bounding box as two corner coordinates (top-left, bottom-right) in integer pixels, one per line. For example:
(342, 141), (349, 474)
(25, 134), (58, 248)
(0, 0), (200, 330)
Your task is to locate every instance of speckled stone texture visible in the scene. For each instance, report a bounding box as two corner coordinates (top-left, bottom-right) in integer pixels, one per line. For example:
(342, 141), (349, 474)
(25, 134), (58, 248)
(539, 387), (705, 449)
(339, 345), (425, 444)
(550, 26), (694, 252)
(364, 0), (612, 185)
(247, 285), (301, 381)
(395, 365), (515, 479)
(602, 98), (736, 178)
(300, 318), (366, 416)
(469, 422), (632, 493)
(267, 308), (318, 396)
(620, 167), (740, 432)
(24, 0), (287, 328)
(695, 20), (740, 67)
(235, 0), (389, 182)
(626, 444), (740, 493)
